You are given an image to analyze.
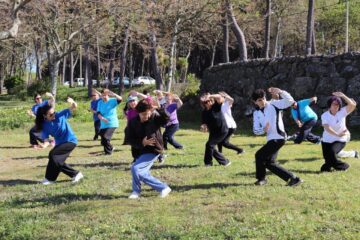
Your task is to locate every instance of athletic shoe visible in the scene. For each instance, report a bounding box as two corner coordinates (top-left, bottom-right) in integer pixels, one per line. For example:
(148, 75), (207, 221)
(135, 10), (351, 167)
(224, 161), (232, 167)
(254, 179), (267, 186)
(72, 172), (84, 183)
(160, 187), (172, 198)
(237, 149), (245, 155)
(287, 177), (303, 187)
(41, 178), (55, 185)
(32, 145), (41, 149)
(128, 192), (140, 199)
(355, 151), (359, 159)
(204, 164), (213, 167)
(158, 154), (167, 164)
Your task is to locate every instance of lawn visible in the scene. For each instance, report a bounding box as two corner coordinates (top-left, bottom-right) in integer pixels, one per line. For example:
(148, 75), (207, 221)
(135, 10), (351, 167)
(0, 100), (360, 239)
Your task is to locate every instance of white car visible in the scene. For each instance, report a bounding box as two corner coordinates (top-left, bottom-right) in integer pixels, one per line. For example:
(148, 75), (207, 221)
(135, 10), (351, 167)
(133, 76), (156, 86)
(63, 78), (84, 87)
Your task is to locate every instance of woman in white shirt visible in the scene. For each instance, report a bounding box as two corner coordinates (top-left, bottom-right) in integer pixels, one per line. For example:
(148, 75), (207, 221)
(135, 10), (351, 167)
(217, 92), (244, 154)
(320, 92), (357, 172)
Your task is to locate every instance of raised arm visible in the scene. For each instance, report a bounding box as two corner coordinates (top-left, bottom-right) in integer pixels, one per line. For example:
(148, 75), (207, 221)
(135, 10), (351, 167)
(209, 94), (224, 104)
(173, 94), (183, 108)
(67, 97), (77, 112)
(45, 92), (55, 107)
(332, 92), (357, 114)
(108, 90), (122, 102)
(268, 87), (294, 109)
(219, 91), (234, 106)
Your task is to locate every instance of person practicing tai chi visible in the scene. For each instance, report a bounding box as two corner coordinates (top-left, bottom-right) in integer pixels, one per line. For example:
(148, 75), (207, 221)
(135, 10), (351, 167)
(320, 92), (357, 172)
(290, 96), (321, 144)
(162, 92), (183, 150)
(251, 87), (303, 186)
(35, 97), (83, 185)
(97, 89), (122, 155)
(127, 99), (171, 199)
(200, 93), (232, 167)
(217, 91), (243, 154)
(89, 89), (101, 140)
(28, 92), (55, 149)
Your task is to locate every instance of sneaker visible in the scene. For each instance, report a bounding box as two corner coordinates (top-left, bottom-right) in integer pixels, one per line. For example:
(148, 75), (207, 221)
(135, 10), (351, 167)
(355, 151), (359, 159)
(254, 179), (267, 186)
(158, 154), (167, 164)
(237, 149), (245, 155)
(160, 187), (171, 198)
(72, 172), (84, 183)
(204, 164), (213, 167)
(41, 178), (55, 185)
(224, 161), (232, 167)
(128, 192), (140, 199)
(32, 145), (41, 149)
(287, 177), (303, 187)
(50, 140), (56, 147)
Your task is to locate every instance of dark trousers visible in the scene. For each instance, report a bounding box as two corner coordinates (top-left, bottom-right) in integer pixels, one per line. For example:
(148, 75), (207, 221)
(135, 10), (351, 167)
(204, 131), (230, 166)
(321, 141), (349, 171)
(163, 123), (183, 149)
(255, 139), (295, 181)
(29, 126), (44, 145)
(45, 142), (78, 181)
(217, 128), (243, 153)
(93, 120), (101, 140)
(99, 128), (116, 154)
(294, 119), (320, 144)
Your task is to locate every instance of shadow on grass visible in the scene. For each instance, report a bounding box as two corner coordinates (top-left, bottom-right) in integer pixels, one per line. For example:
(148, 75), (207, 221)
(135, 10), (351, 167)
(288, 169), (321, 175)
(0, 146), (31, 149)
(0, 179), (39, 186)
(124, 164), (200, 171)
(294, 157), (319, 162)
(76, 145), (99, 149)
(71, 161), (129, 169)
(12, 156), (48, 160)
(172, 182), (253, 192)
(6, 193), (128, 208)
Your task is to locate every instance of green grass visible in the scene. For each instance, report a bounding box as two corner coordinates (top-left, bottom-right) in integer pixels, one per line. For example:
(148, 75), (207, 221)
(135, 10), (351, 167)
(0, 101), (360, 239)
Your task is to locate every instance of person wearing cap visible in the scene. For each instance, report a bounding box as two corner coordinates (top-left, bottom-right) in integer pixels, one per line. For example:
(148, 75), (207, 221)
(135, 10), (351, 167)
(28, 92), (55, 149)
(89, 89), (101, 140)
(290, 96), (321, 144)
(97, 89), (122, 155)
(320, 92), (357, 172)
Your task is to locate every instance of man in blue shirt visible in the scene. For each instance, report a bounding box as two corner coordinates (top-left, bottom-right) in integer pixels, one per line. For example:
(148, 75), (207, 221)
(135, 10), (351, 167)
(89, 89), (101, 140)
(291, 96), (321, 144)
(28, 92), (55, 148)
(97, 89), (122, 155)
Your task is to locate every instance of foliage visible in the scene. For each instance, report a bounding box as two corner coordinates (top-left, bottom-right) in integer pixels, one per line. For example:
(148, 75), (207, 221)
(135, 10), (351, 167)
(27, 77), (51, 97)
(4, 76), (25, 94)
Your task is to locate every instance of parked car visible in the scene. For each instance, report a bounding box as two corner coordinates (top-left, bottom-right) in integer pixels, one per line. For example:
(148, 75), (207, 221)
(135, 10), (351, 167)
(92, 79), (99, 86)
(112, 76), (130, 87)
(133, 76), (156, 86)
(63, 78), (84, 87)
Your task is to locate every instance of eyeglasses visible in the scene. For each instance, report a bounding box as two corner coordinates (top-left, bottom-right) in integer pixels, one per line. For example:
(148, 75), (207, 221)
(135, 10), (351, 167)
(47, 112), (55, 118)
(35, 97), (42, 100)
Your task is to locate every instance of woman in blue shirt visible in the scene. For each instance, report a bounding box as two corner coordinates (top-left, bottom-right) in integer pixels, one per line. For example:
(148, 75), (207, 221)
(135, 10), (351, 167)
(35, 97), (83, 185)
(97, 89), (122, 155)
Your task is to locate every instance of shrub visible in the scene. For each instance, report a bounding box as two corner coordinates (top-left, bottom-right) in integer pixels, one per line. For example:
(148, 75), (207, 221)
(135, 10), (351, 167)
(27, 77), (51, 97)
(4, 76), (25, 94)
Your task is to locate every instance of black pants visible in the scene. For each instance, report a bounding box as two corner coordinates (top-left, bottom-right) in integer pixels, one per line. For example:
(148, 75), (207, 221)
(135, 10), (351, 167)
(204, 131), (230, 166)
(99, 128), (116, 154)
(217, 128), (243, 153)
(163, 123), (183, 149)
(255, 139), (295, 181)
(321, 141), (349, 171)
(29, 126), (44, 145)
(294, 119), (320, 144)
(45, 142), (78, 181)
(93, 120), (101, 140)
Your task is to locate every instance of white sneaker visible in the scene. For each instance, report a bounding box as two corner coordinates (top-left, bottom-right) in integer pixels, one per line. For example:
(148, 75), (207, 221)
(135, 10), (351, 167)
(41, 178), (55, 185)
(224, 161), (232, 167)
(160, 187), (171, 198)
(128, 192), (140, 199)
(72, 172), (84, 183)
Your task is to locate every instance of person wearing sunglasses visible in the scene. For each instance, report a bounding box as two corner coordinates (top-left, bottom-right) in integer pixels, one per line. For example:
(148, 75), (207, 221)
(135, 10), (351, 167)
(35, 97), (83, 185)
(200, 93), (231, 167)
(28, 92), (55, 149)
(89, 89), (102, 141)
(96, 89), (122, 155)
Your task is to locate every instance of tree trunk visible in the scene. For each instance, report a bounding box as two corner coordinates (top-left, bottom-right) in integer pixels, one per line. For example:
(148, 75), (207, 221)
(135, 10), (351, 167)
(211, 41), (217, 67)
(84, 40), (92, 96)
(70, 51), (74, 88)
(263, 0), (271, 59)
(167, 18), (180, 92)
(96, 35), (101, 86)
(222, 8), (229, 63)
(107, 37), (116, 87)
(10, 43), (16, 76)
(119, 24), (129, 94)
(0, 63), (3, 94)
(49, 60), (59, 96)
(62, 55), (66, 84)
(311, 28), (316, 54)
(129, 37), (134, 87)
(306, 0), (315, 56)
(79, 35), (83, 79)
(149, 29), (163, 90)
(141, 56), (145, 76)
(273, 18), (281, 58)
(34, 38), (42, 80)
(225, 0), (247, 61)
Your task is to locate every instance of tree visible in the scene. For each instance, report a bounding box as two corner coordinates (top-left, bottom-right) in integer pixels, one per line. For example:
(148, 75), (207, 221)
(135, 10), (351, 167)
(305, 0), (315, 55)
(263, 0), (271, 59)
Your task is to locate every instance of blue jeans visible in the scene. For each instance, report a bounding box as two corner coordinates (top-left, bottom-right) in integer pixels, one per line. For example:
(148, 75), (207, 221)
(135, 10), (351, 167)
(131, 153), (168, 193)
(163, 123), (183, 149)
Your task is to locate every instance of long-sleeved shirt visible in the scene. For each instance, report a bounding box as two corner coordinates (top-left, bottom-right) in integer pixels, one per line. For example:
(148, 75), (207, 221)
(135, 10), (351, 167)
(253, 109), (265, 135)
(127, 109), (169, 157)
(263, 91), (294, 141)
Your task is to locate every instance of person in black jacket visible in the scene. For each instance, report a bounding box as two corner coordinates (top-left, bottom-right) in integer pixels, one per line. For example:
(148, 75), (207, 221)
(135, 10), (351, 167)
(127, 98), (172, 199)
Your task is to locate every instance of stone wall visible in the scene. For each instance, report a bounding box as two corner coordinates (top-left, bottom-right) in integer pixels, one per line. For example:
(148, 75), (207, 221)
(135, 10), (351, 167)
(201, 52), (360, 126)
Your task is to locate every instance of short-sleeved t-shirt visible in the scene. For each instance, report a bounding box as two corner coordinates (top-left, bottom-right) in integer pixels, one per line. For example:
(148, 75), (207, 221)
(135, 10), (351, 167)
(321, 107), (349, 143)
(97, 98), (120, 129)
(165, 103), (179, 126)
(31, 100), (49, 115)
(202, 102), (228, 134)
(291, 99), (318, 123)
(90, 99), (101, 121)
(221, 100), (237, 129)
(41, 109), (78, 146)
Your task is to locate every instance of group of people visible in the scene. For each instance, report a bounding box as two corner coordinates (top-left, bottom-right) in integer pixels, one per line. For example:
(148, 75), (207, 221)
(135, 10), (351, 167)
(28, 86), (358, 198)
